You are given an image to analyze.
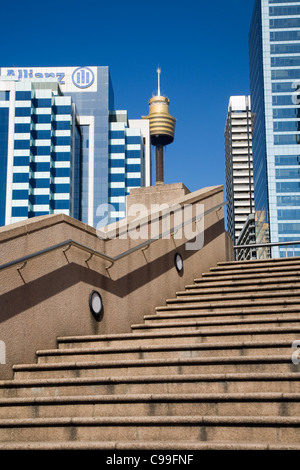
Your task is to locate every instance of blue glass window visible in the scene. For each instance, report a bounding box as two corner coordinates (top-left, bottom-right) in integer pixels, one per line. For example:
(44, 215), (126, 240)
(270, 30), (300, 41)
(0, 91), (9, 101)
(14, 157), (29, 166)
(51, 167), (70, 177)
(109, 173), (124, 183)
(31, 130), (51, 140)
(278, 195), (300, 206)
(52, 136), (70, 146)
(109, 145), (125, 153)
(274, 121), (300, 132)
(126, 178), (141, 186)
(12, 207), (28, 217)
(109, 188), (125, 197)
(272, 69), (300, 80)
(13, 173), (29, 183)
(109, 131), (125, 139)
(30, 179), (49, 188)
(15, 91), (31, 101)
(52, 121), (70, 130)
(31, 146), (50, 156)
(271, 44), (300, 55)
(32, 98), (51, 108)
(15, 123), (31, 133)
(275, 155), (300, 165)
(30, 162), (50, 172)
(270, 18), (300, 29)
(12, 190), (28, 200)
(51, 200), (70, 210)
(32, 114), (51, 124)
(29, 194), (49, 205)
(52, 105), (71, 115)
(14, 140), (30, 150)
(277, 182), (300, 192)
(279, 223), (300, 234)
(270, 5), (300, 16)
(274, 134), (300, 145)
(272, 82), (300, 93)
(126, 136), (141, 145)
(126, 164), (141, 172)
(273, 108), (300, 118)
(271, 57), (300, 68)
(109, 159), (125, 168)
(276, 168), (300, 179)
(15, 107), (31, 117)
(50, 183), (70, 193)
(51, 152), (70, 162)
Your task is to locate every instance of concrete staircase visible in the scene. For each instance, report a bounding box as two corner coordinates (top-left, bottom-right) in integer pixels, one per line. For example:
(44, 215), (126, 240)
(1, 256), (300, 450)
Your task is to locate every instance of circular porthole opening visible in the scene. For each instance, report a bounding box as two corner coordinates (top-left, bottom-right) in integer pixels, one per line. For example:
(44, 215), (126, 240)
(89, 290), (103, 320)
(174, 253), (183, 274)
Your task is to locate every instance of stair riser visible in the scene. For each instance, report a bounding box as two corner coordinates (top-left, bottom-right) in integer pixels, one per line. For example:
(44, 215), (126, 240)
(13, 361), (298, 380)
(143, 314), (300, 326)
(184, 282), (300, 294)
(188, 276), (300, 289)
(1, 378), (300, 398)
(0, 423), (299, 444)
(203, 266), (300, 276)
(37, 346), (294, 364)
(132, 323), (300, 334)
(1, 400), (299, 419)
(175, 288), (300, 300)
(195, 272), (300, 283)
(157, 302), (300, 312)
(57, 331), (300, 350)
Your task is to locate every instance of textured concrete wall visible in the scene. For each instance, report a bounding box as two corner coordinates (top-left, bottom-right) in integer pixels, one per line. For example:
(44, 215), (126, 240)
(0, 185), (231, 379)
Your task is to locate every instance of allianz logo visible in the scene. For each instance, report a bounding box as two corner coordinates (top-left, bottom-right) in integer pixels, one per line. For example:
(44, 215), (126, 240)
(5, 66), (95, 88)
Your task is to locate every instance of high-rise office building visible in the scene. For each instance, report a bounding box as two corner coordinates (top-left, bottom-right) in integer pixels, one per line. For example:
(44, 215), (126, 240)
(225, 95), (255, 244)
(249, 0), (300, 257)
(0, 66), (151, 228)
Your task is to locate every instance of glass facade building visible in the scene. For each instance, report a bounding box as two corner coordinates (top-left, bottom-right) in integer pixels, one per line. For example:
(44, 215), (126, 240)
(0, 66), (151, 228)
(249, 0), (300, 257)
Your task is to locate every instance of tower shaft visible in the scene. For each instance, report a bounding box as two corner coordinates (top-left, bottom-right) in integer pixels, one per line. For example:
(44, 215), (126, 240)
(156, 145), (164, 185)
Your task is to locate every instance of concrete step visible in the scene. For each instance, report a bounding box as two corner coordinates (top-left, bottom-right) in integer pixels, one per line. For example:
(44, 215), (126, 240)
(215, 257), (300, 271)
(0, 440), (300, 450)
(56, 326), (300, 350)
(132, 317), (300, 334)
(1, 372), (300, 398)
(157, 298), (300, 313)
(205, 263), (300, 277)
(36, 340), (295, 364)
(0, 415), (299, 445)
(142, 315), (300, 330)
(0, 392), (299, 419)
(194, 270), (300, 283)
(144, 307), (300, 325)
(180, 281), (300, 296)
(12, 355), (298, 380)
(186, 274), (300, 290)
(174, 287), (300, 302)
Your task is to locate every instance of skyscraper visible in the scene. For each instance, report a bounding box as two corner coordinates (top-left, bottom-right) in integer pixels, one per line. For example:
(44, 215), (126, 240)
(249, 0), (300, 258)
(225, 95), (255, 244)
(0, 66), (151, 228)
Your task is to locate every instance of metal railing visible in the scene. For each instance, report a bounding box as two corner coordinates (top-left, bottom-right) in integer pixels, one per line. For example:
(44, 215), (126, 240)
(234, 240), (300, 259)
(0, 201), (226, 276)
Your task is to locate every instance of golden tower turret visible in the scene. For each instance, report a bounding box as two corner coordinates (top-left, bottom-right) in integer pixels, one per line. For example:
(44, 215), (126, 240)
(143, 68), (176, 185)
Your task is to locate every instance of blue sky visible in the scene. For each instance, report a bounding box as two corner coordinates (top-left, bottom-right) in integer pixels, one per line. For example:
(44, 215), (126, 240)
(1, 0), (255, 194)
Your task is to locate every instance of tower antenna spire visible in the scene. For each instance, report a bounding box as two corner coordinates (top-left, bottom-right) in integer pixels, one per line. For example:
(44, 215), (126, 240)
(157, 66), (161, 96)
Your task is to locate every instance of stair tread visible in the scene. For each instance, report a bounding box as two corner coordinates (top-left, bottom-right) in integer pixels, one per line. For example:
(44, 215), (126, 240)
(36, 339), (295, 357)
(1, 415), (300, 425)
(0, 440), (299, 450)
(1, 391), (299, 406)
(12, 354), (295, 372)
(2, 371), (300, 388)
